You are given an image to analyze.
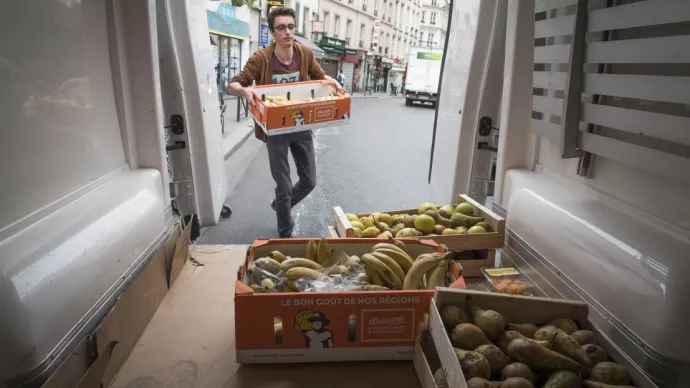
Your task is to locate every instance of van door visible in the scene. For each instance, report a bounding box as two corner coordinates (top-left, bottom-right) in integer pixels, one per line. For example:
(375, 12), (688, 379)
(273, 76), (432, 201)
(428, 0), (506, 205)
(158, 0), (228, 229)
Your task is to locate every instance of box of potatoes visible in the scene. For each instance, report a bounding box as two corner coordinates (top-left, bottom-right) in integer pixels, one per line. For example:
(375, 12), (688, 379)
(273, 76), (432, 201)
(413, 288), (657, 388)
(249, 80), (351, 136)
(333, 194), (505, 251)
(234, 238), (466, 363)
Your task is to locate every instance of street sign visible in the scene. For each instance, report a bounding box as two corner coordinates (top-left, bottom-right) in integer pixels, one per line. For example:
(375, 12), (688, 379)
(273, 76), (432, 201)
(312, 20), (324, 33)
(260, 23), (270, 47)
(266, 0), (284, 16)
(372, 19), (381, 48)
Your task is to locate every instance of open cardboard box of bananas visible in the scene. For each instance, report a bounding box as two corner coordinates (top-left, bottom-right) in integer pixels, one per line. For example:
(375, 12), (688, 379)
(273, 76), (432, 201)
(234, 238), (466, 363)
(249, 80), (351, 136)
(333, 194), (505, 252)
(413, 288), (657, 388)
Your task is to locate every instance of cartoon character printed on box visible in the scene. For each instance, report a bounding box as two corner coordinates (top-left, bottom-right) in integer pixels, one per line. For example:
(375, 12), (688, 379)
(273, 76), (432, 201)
(294, 310), (333, 348)
(291, 109), (305, 126)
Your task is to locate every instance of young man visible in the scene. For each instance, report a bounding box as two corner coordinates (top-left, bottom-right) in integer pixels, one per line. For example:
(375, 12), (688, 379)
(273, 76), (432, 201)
(227, 7), (337, 238)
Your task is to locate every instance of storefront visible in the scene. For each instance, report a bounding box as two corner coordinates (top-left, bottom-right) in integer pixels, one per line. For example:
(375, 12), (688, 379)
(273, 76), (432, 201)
(318, 36), (357, 79)
(207, 1), (250, 102)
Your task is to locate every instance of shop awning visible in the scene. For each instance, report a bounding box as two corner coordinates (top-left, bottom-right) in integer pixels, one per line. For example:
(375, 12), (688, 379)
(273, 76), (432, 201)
(294, 35), (326, 59)
(207, 9), (250, 39)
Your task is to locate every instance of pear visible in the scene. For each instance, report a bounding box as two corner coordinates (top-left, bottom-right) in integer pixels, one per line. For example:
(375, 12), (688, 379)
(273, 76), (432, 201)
(451, 212), (485, 228)
(472, 304), (506, 341)
(455, 202), (475, 215)
(425, 209), (453, 227)
(418, 202), (438, 215)
(403, 214), (417, 228)
(454, 348), (491, 380)
(438, 205), (455, 218)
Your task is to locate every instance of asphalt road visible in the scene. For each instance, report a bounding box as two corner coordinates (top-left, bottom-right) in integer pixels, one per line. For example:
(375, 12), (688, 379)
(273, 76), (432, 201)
(197, 97), (438, 244)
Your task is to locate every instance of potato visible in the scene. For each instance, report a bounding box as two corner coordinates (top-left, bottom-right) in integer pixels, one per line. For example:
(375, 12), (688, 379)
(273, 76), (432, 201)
(571, 330), (597, 345)
(582, 344), (609, 365)
(589, 362), (632, 386)
(475, 344), (510, 375)
(501, 363), (535, 384)
(452, 323), (491, 350)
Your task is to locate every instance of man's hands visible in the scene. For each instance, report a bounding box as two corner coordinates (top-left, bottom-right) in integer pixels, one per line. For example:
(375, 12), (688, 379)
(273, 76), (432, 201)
(227, 81), (258, 106)
(323, 75), (344, 94)
(241, 87), (258, 107)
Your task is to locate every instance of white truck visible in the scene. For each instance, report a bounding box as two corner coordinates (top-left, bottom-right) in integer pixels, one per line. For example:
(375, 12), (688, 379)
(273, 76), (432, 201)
(1, 0), (688, 387)
(403, 46), (444, 107)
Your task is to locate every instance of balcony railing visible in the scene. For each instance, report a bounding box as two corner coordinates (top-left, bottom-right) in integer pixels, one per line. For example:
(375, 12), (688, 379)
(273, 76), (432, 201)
(334, 33), (339, 38)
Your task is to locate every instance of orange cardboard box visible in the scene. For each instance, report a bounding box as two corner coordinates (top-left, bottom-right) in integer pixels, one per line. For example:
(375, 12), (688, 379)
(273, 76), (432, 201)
(234, 238), (466, 363)
(249, 80), (351, 136)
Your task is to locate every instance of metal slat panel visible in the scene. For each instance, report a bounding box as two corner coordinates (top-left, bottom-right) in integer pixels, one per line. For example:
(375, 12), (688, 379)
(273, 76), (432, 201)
(534, 44), (571, 64)
(579, 132), (690, 183)
(581, 103), (690, 146)
(588, 0), (690, 32)
(533, 71), (567, 90)
(533, 95), (564, 116)
(535, 0), (578, 13)
(532, 119), (562, 142)
(584, 74), (690, 105)
(587, 35), (690, 64)
(534, 14), (575, 38)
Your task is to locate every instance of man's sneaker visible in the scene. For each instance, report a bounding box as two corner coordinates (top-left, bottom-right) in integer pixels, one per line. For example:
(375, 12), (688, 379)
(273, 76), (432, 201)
(270, 199), (276, 211)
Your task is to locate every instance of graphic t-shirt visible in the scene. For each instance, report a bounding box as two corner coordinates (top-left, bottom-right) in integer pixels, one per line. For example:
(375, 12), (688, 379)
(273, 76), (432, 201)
(271, 53), (301, 84)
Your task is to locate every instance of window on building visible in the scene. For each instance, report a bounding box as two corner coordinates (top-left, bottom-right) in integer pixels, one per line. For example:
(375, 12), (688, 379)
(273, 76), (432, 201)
(212, 35), (242, 96)
(295, 2), (301, 32)
(430, 12), (437, 25)
(323, 11), (329, 35)
(334, 15), (340, 38)
(428, 32), (434, 46)
(303, 7), (309, 33)
(421, 10), (425, 23)
(346, 19), (353, 45)
(431, 0), (437, 6)
(360, 23), (365, 48)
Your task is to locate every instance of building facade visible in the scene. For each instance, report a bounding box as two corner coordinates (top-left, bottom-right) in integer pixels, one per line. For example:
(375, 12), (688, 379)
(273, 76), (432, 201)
(419, 0), (448, 49)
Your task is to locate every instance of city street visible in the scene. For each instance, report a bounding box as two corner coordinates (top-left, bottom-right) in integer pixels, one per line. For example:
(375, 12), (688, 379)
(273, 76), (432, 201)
(197, 97), (439, 244)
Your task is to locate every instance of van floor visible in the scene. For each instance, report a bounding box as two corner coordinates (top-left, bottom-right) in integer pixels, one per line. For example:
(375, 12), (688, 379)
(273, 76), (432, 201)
(197, 98), (436, 244)
(110, 245), (420, 388)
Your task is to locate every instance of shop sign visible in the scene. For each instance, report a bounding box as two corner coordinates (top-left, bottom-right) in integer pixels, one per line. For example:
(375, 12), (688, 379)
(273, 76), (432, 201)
(216, 0), (237, 24)
(260, 23), (270, 47)
(416, 51), (443, 60)
(393, 57), (403, 64)
(267, 0), (285, 16)
(320, 36), (346, 48)
(312, 20), (325, 33)
(372, 19), (381, 49)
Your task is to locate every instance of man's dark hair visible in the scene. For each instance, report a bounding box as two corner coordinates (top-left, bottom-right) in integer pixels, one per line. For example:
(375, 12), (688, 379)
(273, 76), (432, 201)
(268, 7), (296, 30)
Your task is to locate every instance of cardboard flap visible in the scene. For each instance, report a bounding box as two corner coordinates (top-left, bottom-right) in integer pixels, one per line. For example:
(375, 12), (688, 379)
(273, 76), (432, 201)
(169, 217), (192, 287)
(74, 341), (117, 388)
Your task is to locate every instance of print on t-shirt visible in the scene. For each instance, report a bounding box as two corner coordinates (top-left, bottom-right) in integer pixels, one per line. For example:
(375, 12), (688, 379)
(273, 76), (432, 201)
(272, 71), (300, 84)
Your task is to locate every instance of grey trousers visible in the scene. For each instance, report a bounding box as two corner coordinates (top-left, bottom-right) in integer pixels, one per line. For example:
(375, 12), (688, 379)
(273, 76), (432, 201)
(266, 130), (316, 237)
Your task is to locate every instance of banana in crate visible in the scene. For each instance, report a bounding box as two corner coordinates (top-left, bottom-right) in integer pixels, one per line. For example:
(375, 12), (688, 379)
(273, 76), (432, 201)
(244, 239), (455, 293)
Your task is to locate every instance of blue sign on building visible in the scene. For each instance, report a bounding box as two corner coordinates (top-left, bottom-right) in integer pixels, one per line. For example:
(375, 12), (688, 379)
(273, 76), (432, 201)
(216, 1), (237, 24)
(260, 24), (270, 47)
(207, 1), (249, 39)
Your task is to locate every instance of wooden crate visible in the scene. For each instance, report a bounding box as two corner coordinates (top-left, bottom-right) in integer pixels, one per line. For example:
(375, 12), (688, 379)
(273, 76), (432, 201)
(333, 194), (505, 251)
(415, 288), (658, 388)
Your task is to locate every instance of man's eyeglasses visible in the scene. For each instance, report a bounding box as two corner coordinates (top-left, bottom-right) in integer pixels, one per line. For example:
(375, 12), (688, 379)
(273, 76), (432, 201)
(274, 24), (296, 33)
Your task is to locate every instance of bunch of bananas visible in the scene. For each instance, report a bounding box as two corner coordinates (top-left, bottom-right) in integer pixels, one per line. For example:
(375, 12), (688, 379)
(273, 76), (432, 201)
(245, 238), (452, 293)
(360, 242), (453, 290)
(265, 95), (291, 106)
